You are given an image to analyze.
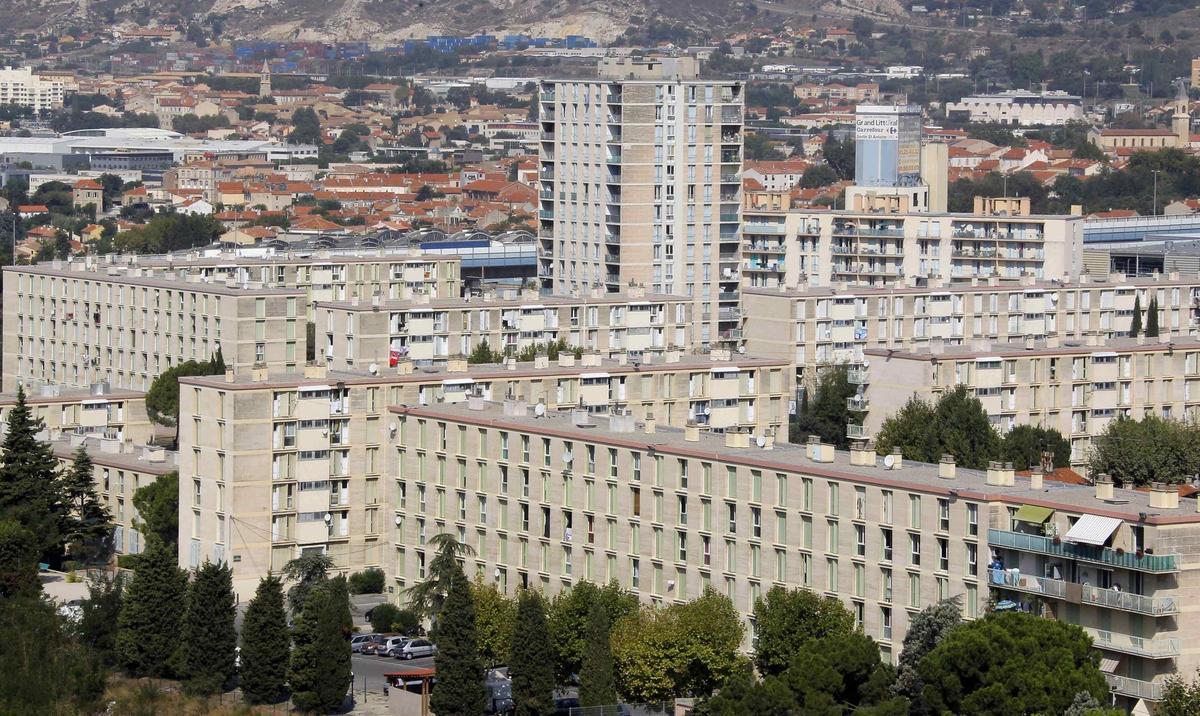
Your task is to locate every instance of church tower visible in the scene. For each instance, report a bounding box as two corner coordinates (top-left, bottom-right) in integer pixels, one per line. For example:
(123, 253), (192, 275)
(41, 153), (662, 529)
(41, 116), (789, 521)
(259, 60), (272, 99)
(1172, 79), (1190, 148)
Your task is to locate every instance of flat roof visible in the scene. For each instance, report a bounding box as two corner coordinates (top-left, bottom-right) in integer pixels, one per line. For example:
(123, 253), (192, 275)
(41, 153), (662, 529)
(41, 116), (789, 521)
(134, 251), (460, 268)
(743, 275), (1196, 300)
(180, 354), (792, 391)
(47, 436), (177, 474)
(388, 400), (1200, 525)
(5, 263), (307, 297)
(316, 292), (687, 312)
(2, 386), (145, 406)
(743, 207), (1081, 222)
(865, 335), (1200, 361)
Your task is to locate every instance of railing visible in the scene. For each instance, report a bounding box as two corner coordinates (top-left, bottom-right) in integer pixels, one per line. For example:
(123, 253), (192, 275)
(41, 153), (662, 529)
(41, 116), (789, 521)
(1082, 585), (1178, 616)
(1083, 627), (1180, 658)
(719, 213), (739, 222)
(847, 424), (869, 440)
(988, 529), (1179, 573)
(604, 274), (620, 284)
(848, 367), (869, 384)
(718, 291), (739, 301)
(846, 397), (869, 412)
(1106, 674), (1164, 701)
(991, 571), (1067, 598)
(720, 173), (740, 183)
(539, 91), (555, 102)
(538, 210), (553, 219)
(744, 222), (786, 234)
(541, 132), (556, 142)
(606, 155), (622, 164)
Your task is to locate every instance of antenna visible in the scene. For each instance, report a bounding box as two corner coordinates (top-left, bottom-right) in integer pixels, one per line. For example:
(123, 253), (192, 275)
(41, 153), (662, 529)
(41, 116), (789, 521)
(883, 454), (896, 469)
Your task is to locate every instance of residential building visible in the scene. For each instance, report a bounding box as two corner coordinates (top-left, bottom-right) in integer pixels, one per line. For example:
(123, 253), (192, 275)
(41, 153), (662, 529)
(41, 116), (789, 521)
(178, 353), (793, 597)
(2, 259), (307, 391)
(538, 56), (745, 345)
(383, 398), (1200, 710)
(741, 196), (1083, 290)
(741, 272), (1200, 383)
(314, 287), (694, 369)
(0, 67), (67, 111)
(860, 336), (1200, 468)
(945, 90), (1084, 126)
(0, 383), (153, 444)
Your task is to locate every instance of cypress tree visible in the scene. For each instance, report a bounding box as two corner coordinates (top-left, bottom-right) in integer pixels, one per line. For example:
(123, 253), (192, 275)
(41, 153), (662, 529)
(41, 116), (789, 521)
(578, 598), (616, 708)
(0, 519), (41, 599)
(179, 560), (238, 695)
(115, 539), (187, 677)
(510, 590), (556, 716)
(240, 574), (290, 704)
(1146, 296), (1160, 338)
(289, 581), (352, 713)
(1129, 294), (1143, 337)
(430, 567), (487, 716)
(78, 572), (125, 666)
(60, 446), (114, 566)
(0, 386), (64, 561)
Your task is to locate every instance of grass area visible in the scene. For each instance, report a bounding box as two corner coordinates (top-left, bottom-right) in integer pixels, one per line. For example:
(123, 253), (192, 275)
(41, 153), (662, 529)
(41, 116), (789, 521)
(102, 678), (268, 716)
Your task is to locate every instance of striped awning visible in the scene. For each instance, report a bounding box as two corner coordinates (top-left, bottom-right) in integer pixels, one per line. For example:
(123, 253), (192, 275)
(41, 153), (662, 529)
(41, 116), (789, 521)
(1014, 504), (1054, 524)
(1099, 656), (1120, 674)
(1065, 514), (1123, 546)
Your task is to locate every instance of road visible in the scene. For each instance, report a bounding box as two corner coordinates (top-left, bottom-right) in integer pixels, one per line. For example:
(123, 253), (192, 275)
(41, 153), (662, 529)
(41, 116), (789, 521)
(351, 651), (436, 695)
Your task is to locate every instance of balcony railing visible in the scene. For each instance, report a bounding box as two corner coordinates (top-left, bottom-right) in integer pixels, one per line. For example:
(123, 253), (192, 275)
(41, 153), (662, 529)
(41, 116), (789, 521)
(1083, 627), (1180, 658)
(846, 396), (869, 412)
(847, 424), (869, 440)
(1082, 585), (1178, 616)
(848, 367), (869, 384)
(1106, 674), (1164, 701)
(744, 222), (786, 234)
(988, 529), (1179, 573)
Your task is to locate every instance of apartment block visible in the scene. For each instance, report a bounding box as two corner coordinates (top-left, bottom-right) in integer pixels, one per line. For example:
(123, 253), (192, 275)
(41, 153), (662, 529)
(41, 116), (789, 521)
(177, 354), (792, 597)
(0, 67), (67, 111)
(385, 399), (1199, 709)
(49, 434), (176, 557)
(538, 56), (744, 345)
(0, 383), (153, 444)
(742, 197), (1082, 289)
(2, 260), (308, 391)
(861, 336), (1200, 468)
(314, 287), (693, 370)
(135, 249), (462, 317)
(742, 273), (1200, 381)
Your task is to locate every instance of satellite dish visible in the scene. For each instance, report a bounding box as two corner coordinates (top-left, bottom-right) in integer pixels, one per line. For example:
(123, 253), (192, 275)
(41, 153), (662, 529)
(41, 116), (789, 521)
(534, 403), (547, 417)
(323, 513), (332, 523)
(562, 450), (573, 464)
(755, 436), (766, 448)
(862, 358), (870, 368)
(737, 345), (746, 354)
(369, 363), (379, 374)
(883, 454), (896, 469)
(394, 515), (403, 526)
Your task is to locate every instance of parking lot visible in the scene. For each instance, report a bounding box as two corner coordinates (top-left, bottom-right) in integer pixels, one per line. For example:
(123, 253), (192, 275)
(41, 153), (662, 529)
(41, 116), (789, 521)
(350, 651), (436, 695)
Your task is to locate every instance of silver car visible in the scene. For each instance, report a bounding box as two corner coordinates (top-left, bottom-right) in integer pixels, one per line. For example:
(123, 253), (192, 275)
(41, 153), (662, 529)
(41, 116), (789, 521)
(350, 634), (376, 653)
(397, 638), (437, 660)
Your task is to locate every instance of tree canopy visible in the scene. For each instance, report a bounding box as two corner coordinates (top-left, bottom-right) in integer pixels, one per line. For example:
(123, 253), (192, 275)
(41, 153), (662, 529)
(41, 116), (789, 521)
(790, 364), (860, 449)
(1087, 414), (1200, 486)
(132, 471), (179, 556)
(752, 586), (856, 677)
(875, 386), (999, 469)
(145, 353), (226, 430)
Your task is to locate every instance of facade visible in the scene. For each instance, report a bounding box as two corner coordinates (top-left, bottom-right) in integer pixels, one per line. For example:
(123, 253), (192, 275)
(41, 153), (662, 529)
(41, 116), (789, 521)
(2, 260), (307, 391)
(741, 201), (1083, 290)
(50, 434), (176, 558)
(314, 287), (693, 370)
(860, 336), (1200, 468)
(0, 67), (67, 111)
(178, 354), (793, 597)
(385, 399), (1200, 709)
(853, 105), (922, 189)
(741, 273), (1200, 382)
(538, 56), (745, 345)
(0, 384), (153, 444)
(945, 90), (1084, 126)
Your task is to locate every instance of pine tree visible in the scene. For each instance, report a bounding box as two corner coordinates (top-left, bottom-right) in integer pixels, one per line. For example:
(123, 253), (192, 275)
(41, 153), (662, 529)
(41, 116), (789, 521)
(60, 446), (114, 566)
(78, 572), (125, 666)
(1147, 296), (1160, 338)
(430, 567), (487, 716)
(289, 580), (353, 713)
(0, 519), (40, 599)
(0, 386), (65, 561)
(115, 539), (187, 677)
(578, 598), (616, 708)
(1129, 294), (1143, 337)
(178, 560), (238, 695)
(510, 590), (556, 716)
(240, 574), (290, 704)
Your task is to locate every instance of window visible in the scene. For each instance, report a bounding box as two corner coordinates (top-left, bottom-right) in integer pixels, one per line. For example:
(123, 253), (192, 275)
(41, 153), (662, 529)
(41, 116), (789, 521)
(881, 490), (892, 524)
(881, 606), (892, 641)
(908, 573), (921, 608)
(826, 519), (839, 553)
(881, 568), (893, 602)
(938, 498), (950, 532)
(909, 495), (921, 528)
(828, 482), (840, 516)
(966, 542), (977, 575)
(854, 524), (866, 557)
(967, 503), (978, 537)
(827, 558), (838, 593)
(937, 537), (949, 572)
(727, 503), (737, 533)
(909, 533), (921, 566)
(751, 507), (761, 538)
(881, 528), (893, 561)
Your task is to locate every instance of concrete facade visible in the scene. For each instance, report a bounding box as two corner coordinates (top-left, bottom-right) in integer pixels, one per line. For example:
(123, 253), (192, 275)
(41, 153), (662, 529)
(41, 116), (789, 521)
(0, 384), (154, 444)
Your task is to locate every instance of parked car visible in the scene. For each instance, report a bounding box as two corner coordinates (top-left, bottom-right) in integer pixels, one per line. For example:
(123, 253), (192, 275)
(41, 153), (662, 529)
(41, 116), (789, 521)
(361, 634), (390, 655)
(350, 634), (376, 653)
(381, 636), (409, 657)
(397, 638), (437, 660)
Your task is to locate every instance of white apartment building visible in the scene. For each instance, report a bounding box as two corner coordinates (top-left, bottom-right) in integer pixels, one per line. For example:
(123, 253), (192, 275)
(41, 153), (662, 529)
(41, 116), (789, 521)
(538, 56), (745, 345)
(385, 399), (1199, 709)
(742, 197), (1082, 290)
(178, 354), (793, 597)
(945, 90), (1084, 126)
(741, 273), (1200, 381)
(0, 383), (154, 444)
(860, 336), (1200, 468)
(0, 67), (67, 112)
(2, 260), (307, 391)
(314, 287), (693, 370)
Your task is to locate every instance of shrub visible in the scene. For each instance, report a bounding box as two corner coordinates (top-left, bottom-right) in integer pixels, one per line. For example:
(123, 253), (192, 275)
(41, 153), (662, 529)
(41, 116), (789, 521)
(348, 567), (385, 594)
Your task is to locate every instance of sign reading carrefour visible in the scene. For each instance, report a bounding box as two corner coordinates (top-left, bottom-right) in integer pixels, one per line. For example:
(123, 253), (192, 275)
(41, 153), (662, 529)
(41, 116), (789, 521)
(856, 115), (900, 141)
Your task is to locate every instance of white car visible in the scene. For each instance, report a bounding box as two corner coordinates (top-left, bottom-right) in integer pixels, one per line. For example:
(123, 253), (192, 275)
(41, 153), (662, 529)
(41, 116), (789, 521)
(397, 638), (437, 660)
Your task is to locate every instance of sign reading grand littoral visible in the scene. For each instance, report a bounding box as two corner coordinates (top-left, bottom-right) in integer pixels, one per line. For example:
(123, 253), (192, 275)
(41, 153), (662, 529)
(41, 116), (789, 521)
(855, 114), (900, 141)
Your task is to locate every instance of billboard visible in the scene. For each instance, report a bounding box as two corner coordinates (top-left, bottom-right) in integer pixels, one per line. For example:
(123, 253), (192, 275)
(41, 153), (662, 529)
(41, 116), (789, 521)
(856, 114), (899, 141)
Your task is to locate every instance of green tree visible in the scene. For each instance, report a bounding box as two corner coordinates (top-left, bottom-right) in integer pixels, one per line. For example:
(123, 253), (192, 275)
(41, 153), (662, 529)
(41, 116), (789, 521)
(790, 364), (860, 449)
(60, 446), (114, 566)
(471, 577), (517, 667)
(578, 598), (616, 708)
(468, 338), (504, 364)
(0, 595), (107, 714)
(240, 574), (290, 704)
(752, 585), (856, 677)
(1129, 294), (1143, 337)
(1063, 690), (1125, 716)
(132, 471), (178, 555)
(548, 580), (638, 684)
(0, 386), (64, 562)
(145, 357), (226, 432)
(1088, 414), (1200, 486)
(611, 589), (745, 702)
(800, 164), (839, 189)
(116, 539), (187, 677)
(290, 107), (322, 145)
(0, 519), (40, 599)
(875, 386), (999, 469)
(178, 560), (238, 695)
(282, 550), (334, 614)
(1146, 295), (1160, 337)
(822, 137), (855, 180)
(78, 572), (125, 665)
(430, 567), (487, 716)
(1000, 424), (1071, 471)
(348, 567), (385, 594)
(510, 590), (556, 716)
(289, 580), (353, 713)
(1159, 669), (1200, 716)
(408, 532), (476, 619)
(893, 598), (961, 712)
(918, 612), (1106, 715)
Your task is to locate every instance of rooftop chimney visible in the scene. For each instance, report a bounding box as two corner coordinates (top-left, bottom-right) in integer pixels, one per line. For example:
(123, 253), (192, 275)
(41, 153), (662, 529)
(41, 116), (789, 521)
(939, 454), (956, 479)
(1029, 470), (1043, 490)
(1149, 482), (1179, 510)
(1095, 473), (1114, 501)
(986, 461), (1005, 486)
(684, 421), (700, 442)
(887, 450), (902, 470)
(643, 413), (656, 434)
(850, 441), (873, 466)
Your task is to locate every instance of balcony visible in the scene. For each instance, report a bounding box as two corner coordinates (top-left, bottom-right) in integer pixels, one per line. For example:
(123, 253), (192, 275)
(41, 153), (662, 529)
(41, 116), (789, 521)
(606, 155), (623, 164)
(1082, 585), (1178, 616)
(721, 108), (742, 123)
(605, 274), (620, 285)
(846, 396), (869, 412)
(719, 213), (739, 223)
(1106, 674), (1164, 701)
(539, 210), (554, 219)
(988, 529), (1179, 574)
(541, 132), (556, 142)
(718, 329), (743, 341)
(720, 173), (740, 183)
(539, 91), (555, 102)
(744, 222), (786, 234)
(848, 367), (869, 384)
(718, 291), (739, 301)
(1083, 627), (1180, 659)
(847, 424), (869, 440)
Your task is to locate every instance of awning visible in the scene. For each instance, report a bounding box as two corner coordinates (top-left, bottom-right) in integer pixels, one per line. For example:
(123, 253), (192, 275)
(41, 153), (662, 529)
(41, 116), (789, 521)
(1014, 504), (1054, 524)
(1065, 514), (1123, 546)
(1099, 657), (1121, 674)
